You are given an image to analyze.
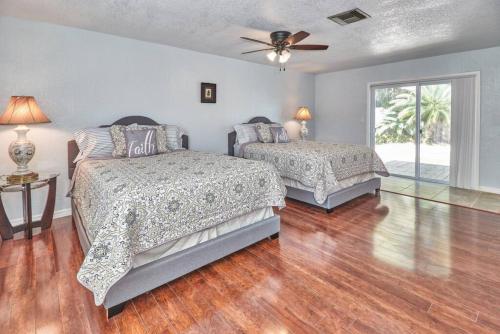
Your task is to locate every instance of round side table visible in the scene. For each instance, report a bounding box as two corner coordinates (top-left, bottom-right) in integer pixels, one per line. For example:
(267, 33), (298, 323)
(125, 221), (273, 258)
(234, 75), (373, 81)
(0, 172), (59, 240)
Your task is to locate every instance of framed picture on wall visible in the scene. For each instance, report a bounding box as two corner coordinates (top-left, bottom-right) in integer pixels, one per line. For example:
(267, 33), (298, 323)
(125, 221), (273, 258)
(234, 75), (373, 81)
(201, 83), (216, 103)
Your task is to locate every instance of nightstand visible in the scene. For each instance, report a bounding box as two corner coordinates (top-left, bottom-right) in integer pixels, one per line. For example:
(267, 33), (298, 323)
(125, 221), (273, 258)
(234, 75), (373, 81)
(0, 172), (59, 240)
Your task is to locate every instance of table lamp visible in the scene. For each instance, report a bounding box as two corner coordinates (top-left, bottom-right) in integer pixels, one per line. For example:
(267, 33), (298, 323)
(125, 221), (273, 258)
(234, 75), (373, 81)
(0, 96), (50, 182)
(295, 106), (312, 140)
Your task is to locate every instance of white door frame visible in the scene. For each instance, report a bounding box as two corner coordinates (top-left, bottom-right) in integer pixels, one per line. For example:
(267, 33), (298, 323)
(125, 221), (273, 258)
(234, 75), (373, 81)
(366, 71), (481, 186)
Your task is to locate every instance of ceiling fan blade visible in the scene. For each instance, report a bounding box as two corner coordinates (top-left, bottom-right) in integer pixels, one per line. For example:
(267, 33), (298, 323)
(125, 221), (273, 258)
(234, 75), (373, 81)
(286, 31), (310, 45)
(240, 37), (274, 46)
(289, 44), (329, 50)
(242, 48), (274, 54)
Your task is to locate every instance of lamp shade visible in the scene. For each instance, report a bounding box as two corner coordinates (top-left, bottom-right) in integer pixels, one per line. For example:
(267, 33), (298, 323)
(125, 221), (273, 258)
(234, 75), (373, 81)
(295, 106), (312, 121)
(0, 96), (50, 125)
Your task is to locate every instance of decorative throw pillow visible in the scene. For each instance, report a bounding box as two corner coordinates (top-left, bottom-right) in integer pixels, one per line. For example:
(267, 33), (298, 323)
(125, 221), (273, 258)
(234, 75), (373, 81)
(270, 127), (290, 143)
(111, 124), (170, 157)
(234, 124), (258, 144)
(255, 123), (274, 143)
(138, 125), (169, 153)
(110, 124), (138, 157)
(125, 129), (158, 158)
(165, 125), (185, 150)
(73, 127), (114, 162)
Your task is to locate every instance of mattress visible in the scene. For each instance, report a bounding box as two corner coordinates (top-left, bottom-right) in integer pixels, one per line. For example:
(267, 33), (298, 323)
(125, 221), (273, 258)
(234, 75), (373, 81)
(77, 205), (274, 269)
(282, 172), (377, 196)
(132, 207), (274, 268)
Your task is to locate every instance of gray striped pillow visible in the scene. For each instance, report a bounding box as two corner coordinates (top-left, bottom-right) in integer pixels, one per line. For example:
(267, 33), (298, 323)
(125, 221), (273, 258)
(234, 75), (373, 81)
(73, 127), (114, 162)
(165, 125), (184, 150)
(234, 124), (258, 144)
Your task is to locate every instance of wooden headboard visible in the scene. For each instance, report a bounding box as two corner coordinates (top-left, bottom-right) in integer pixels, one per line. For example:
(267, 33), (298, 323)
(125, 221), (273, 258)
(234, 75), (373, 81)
(68, 116), (189, 179)
(228, 116), (276, 156)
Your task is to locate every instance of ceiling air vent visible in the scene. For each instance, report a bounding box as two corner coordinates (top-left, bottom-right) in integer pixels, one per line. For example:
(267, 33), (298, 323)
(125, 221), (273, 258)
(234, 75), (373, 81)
(328, 8), (370, 26)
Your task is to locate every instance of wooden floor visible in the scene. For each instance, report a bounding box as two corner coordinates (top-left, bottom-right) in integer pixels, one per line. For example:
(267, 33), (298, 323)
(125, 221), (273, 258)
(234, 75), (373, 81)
(1, 192), (500, 334)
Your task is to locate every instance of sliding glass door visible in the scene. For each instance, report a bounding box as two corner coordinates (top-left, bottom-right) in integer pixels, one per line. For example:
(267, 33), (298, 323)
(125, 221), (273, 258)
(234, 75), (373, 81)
(373, 85), (417, 178)
(418, 82), (451, 182)
(371, 81), (451, 183)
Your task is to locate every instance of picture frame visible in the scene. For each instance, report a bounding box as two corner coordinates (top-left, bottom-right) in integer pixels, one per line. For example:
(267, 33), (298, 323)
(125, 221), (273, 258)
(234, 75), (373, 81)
(201, 82), (216, 103)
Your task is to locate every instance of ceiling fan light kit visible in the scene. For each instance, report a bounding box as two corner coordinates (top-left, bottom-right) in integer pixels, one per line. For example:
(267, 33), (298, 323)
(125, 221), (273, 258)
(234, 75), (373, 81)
(278, 50), (291, 64)
(241, 30), (328, 70)
(267, 51), (277, 62)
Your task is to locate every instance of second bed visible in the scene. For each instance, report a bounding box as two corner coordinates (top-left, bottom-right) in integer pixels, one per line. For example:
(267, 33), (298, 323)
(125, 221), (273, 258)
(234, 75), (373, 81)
(228, 117), (389, 212)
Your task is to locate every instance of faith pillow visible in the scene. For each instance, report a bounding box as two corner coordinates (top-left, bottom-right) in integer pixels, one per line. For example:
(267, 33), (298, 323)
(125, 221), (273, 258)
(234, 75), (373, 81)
(111, 124), (139, 157)
(125, 129), (158, 158)
(111, 124), (170, 157)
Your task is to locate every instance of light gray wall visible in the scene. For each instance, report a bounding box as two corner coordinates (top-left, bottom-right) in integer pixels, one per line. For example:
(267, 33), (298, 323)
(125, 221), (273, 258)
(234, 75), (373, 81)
(0, 16), (315, 223)
(315, 46), (500, 190)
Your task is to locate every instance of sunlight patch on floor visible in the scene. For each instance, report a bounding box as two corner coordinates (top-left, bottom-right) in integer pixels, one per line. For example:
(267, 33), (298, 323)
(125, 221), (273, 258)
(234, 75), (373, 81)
(381, 176), (500, 214)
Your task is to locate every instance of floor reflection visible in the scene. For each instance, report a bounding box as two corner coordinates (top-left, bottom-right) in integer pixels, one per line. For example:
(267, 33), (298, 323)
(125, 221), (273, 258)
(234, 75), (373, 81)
(373, 195), (451, 277)
(381, 176), (500, 214)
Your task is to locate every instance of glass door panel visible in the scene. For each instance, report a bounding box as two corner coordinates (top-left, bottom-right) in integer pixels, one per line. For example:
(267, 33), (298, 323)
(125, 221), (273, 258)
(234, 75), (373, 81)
(418, 82), (451, 183)
(373, 85), (417, 178)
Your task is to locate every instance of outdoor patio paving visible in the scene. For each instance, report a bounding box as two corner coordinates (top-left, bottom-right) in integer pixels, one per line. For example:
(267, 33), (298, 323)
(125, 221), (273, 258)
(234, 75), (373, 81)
(385, 161), (449, 182)
(376, 142), (450, 182)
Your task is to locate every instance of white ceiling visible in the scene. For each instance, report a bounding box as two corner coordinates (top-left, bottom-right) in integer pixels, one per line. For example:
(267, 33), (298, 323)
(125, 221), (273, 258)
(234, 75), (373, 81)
(2, 0), (500, 73)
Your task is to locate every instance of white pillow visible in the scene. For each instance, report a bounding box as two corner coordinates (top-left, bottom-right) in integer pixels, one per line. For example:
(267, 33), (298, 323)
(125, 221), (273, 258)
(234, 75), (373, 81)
(234, 124), (258, 144)
(73, 127), (114, 162)
(165, 125), (185, 150)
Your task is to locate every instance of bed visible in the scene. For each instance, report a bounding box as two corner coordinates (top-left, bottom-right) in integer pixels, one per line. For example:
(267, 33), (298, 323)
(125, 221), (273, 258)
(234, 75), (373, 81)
(228, 117), (389, 213)
(68, 116), (285, 318)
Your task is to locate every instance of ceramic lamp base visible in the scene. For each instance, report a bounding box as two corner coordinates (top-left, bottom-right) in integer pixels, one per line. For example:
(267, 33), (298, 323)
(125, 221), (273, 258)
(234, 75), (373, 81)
(300, 120), (309, 140)
(8, 125), (37, 176)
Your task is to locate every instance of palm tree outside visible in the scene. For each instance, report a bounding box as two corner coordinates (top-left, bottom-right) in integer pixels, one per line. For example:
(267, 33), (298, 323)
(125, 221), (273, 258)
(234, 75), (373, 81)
(374, 83), (451, 182)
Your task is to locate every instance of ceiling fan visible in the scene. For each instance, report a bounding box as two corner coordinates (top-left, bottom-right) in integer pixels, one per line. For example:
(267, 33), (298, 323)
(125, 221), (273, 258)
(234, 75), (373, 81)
(240, 31), (328, 69)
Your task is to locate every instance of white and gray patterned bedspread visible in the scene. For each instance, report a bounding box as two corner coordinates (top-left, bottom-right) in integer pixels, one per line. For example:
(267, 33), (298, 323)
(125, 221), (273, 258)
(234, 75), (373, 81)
(70, 150), (285, 305)
(240, 141), (389, 203)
